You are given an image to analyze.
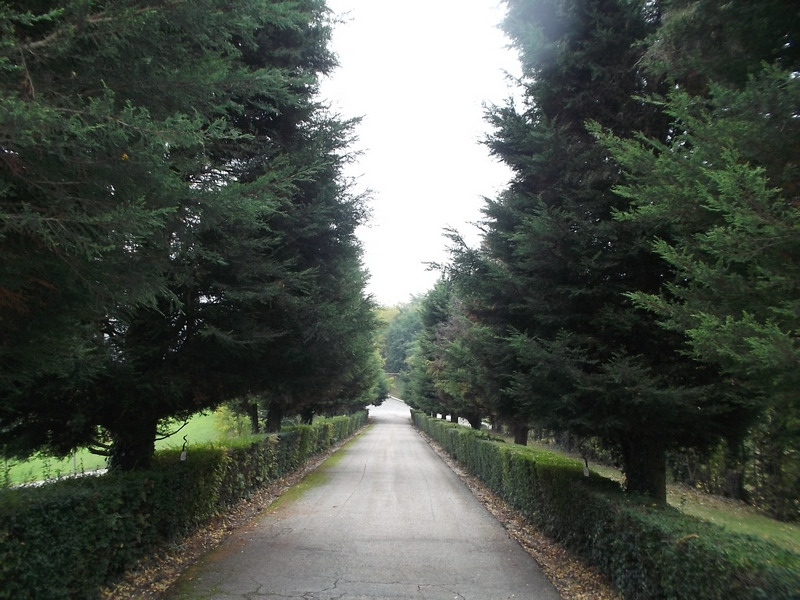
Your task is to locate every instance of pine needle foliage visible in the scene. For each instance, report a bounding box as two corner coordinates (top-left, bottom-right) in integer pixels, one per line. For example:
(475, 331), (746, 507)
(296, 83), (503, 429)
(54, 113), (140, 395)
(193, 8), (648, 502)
(0, 1), (378, 471)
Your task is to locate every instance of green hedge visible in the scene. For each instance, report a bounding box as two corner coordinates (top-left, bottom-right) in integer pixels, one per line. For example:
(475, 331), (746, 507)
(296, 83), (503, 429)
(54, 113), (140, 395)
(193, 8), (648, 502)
(0, 411), (367, 600)
(412, 411), (800, 600)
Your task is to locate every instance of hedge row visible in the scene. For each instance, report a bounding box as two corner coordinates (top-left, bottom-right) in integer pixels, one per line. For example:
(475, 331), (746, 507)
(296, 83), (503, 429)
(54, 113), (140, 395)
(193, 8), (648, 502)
(0, 412), (367, 600)
(412, 411), (800, 600)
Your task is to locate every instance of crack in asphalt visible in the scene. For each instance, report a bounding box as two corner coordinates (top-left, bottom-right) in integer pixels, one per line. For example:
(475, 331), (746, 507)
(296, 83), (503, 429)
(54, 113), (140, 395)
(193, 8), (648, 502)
(417, 583), (468, 599)
(248, 577), (267, 599)
(337, 489), (356, 511)
(304, 576), (344, 600)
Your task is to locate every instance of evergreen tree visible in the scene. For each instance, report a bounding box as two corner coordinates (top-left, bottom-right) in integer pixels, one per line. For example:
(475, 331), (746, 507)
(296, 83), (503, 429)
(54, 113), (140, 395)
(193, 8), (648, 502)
(643, 0), (800, 93)
(433, 310), (509, 432)
(383, 302), (423, 376)
(380, 299), (423, 400)
(405, 281), (453, 419)
(0, 1), (377, 470)
(448, 0), (750, 501)
(1, 0), (272, 463)
(597, 0), (800, 516)
(403, 282), (489, 430)
(0, 1), (238, 412)
(443, 230), (531, 443)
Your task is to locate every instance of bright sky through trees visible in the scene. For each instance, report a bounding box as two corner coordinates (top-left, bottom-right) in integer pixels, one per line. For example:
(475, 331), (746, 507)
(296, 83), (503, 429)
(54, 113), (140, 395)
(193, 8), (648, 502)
(320, 0), (520, 306)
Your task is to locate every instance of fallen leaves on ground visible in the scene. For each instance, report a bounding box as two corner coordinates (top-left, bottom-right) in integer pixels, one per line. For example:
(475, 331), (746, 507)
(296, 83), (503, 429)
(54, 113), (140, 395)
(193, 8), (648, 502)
(418, 431), (621, 600)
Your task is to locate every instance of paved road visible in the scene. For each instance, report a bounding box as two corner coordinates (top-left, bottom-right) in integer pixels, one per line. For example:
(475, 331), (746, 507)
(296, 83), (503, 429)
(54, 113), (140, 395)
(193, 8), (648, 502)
(166, 398), (560, 599)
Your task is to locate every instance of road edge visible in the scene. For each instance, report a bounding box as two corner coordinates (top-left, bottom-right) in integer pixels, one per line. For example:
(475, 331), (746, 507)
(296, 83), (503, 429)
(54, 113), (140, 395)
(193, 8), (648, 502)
(101, 423), (373, 600)
(414, 427), (621, 600)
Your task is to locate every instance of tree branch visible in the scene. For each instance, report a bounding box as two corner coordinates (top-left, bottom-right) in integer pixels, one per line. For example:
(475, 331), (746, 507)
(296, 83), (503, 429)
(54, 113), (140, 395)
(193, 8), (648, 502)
(18, 2), (187, 53)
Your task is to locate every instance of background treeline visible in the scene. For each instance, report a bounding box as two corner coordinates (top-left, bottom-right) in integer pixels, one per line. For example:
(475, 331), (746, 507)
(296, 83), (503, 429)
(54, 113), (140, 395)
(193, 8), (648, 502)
(385, 0), (800, 521)
(0, 0), (384, 474)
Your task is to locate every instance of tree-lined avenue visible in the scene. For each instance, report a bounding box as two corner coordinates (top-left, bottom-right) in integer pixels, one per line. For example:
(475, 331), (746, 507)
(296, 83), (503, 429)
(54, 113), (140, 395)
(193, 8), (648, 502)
(166, 398), (560, 600)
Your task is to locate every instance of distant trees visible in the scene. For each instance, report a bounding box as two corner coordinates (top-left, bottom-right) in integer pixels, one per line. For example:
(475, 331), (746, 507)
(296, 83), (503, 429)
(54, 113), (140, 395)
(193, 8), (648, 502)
(404, 0), (799, 514)
(399, 280), (482, 429)
(0, 1), (379, 470)
(382, 303), (422, 377)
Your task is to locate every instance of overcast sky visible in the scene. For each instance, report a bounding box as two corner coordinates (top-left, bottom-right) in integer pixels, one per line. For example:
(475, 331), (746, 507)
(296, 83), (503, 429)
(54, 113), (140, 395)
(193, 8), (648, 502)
(319, 0), (521, 307)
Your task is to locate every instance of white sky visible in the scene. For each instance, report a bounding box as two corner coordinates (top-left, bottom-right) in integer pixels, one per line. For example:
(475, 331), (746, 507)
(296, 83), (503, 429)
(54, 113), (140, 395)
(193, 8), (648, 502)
(319, 0), (521, 307)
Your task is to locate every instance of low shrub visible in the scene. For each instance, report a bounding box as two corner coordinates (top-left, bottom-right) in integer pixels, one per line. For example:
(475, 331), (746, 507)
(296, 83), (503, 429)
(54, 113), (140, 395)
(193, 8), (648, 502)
(0, 411), (367, 600)
(412, 411), (800, 599)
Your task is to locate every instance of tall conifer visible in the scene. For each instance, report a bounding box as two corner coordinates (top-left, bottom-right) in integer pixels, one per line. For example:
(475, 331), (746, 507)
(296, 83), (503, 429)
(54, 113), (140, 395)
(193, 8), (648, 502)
(449, 0), (750, 500)
(598, 0), (800, 516)
(0, 1), (378, 469)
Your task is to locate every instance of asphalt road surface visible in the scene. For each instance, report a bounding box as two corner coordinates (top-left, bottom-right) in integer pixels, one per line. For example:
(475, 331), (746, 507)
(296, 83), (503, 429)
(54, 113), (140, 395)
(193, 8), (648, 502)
(166, 398), (561, 600)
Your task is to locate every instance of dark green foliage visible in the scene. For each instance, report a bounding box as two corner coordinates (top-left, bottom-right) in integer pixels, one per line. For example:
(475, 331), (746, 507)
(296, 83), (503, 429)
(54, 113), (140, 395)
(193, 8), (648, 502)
(0, 411), (367, 600)
(644, 0), (800, 92)
(402, 281), (482, 428)
(444, 0), (747, 501)
(0, 1), (378, 470)
(0, 456), (227, 600)
(412, 411), (800, 599)
(596, 2), (800, 517)
(404, 281), (452, 416)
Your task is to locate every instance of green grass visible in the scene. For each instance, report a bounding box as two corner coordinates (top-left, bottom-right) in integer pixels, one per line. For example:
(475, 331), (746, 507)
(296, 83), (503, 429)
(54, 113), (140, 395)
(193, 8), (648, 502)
(3, 412), (222, 486)
(668, 486), (800, 553)
(2, 449), (108, 485)
(156, 412), (221, 450)
(494, 432), (800, 553)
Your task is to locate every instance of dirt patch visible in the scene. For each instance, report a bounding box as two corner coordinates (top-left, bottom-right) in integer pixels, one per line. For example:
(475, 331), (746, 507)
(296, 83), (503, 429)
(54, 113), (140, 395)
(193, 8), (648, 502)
(417, 430), (621, 600)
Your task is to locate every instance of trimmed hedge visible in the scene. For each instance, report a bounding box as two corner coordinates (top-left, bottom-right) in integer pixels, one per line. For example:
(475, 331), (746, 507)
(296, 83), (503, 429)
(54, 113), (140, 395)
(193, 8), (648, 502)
(0, 412), (367, 600)
(412, 411), (800, 600)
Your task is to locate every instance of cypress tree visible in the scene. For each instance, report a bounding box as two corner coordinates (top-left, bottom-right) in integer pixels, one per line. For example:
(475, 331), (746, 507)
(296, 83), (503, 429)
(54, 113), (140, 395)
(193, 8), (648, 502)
(449, 0), (751, 501)
(598, 0), (800, 516)
(0, 1), (377, 470)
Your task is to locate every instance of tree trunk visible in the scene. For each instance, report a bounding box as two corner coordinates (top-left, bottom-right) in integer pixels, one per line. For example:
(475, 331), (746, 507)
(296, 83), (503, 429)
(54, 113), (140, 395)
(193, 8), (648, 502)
(620, 434), (667, 503)
(108, 418), (158, 472)
(265, 401), (285, 433)
(511, 420), (529, 446)
(721, 437), (745, 500)
(300, 407), (315, 425)
(465, 412), (483, 430)
(449, 413), (459, 425)
(558, 430), (575, 452)
(247, 402), (260, 434)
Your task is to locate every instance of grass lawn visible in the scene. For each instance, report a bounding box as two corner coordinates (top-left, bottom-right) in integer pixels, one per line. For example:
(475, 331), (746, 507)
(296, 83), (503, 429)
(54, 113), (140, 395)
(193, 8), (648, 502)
(3, 412), (221, 486)
(156, 412), (221, 451)
(668, 485), (800, 553)
(499, 433), (800, 553)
